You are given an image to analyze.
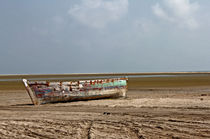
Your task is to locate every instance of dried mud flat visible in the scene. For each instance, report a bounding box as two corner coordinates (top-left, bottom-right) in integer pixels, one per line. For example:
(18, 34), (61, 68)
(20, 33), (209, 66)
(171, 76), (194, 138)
(1, 88), (210, 138)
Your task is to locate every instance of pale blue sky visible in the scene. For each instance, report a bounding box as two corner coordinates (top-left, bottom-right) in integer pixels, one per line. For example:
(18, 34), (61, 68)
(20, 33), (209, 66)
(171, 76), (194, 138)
(1, 0), (210, 74)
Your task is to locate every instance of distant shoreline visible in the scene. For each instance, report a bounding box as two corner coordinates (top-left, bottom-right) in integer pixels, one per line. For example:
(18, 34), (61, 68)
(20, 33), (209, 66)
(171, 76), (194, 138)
(1, 71), (210, 77)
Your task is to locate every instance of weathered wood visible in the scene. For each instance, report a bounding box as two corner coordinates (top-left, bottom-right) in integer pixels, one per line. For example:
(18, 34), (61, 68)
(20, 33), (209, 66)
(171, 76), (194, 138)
(23, 79), (39, 105)
(23, 78), (128, 105)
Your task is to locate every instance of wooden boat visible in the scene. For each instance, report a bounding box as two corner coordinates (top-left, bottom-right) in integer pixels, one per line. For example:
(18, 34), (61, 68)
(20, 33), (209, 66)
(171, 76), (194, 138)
(23, 78), (128, 105)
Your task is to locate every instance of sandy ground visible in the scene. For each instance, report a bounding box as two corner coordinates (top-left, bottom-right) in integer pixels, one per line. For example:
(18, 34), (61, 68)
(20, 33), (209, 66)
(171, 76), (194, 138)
(1, 88), (210, 138)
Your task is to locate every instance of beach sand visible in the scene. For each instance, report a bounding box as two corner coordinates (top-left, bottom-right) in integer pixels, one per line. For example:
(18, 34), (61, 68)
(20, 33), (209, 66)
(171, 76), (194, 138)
(0, 87), (210, 138)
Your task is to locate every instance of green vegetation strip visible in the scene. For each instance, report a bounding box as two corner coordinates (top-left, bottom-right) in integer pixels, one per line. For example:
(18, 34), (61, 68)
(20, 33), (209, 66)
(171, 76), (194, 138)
(1, 74), (210, 90)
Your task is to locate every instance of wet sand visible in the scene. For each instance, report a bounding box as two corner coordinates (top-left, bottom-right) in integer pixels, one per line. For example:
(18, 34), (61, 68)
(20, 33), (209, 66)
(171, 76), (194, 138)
(1, 87), (210, 138)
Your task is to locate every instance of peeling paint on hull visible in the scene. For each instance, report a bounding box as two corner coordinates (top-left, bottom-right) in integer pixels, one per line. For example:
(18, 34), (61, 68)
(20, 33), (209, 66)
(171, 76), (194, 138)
(23, 78), (128, 105)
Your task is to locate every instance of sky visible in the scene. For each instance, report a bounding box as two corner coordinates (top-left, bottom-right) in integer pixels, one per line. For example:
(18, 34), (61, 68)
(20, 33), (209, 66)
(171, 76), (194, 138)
(1, 0), (210, 74)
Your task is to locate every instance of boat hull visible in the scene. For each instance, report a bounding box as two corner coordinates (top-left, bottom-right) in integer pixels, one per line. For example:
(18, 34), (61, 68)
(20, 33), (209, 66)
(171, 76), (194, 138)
(23, 78), (128, 105)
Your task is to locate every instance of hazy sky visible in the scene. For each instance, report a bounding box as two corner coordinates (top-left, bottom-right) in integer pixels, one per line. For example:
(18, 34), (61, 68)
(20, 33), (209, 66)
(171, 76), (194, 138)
(1, 0), (210, 74)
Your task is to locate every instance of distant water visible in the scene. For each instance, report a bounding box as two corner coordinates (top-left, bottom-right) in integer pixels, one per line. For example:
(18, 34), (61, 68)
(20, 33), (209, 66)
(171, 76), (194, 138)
(0, 74), (207, 82)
